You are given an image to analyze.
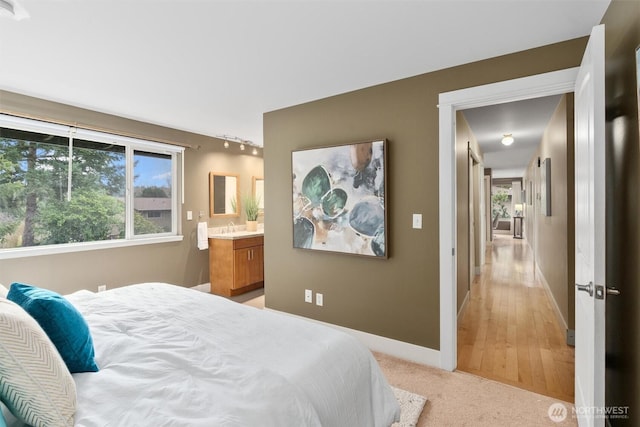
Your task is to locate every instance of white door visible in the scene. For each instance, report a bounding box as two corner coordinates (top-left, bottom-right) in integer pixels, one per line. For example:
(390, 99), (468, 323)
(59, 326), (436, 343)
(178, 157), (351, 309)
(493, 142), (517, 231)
(574, 24), (605, 427)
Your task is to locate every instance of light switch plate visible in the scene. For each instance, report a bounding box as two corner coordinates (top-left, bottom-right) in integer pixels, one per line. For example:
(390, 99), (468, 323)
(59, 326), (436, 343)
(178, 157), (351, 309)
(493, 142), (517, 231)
(412, 213), (422, 229)
(187, 210), (193, 220)
(316, 293), (323, 307)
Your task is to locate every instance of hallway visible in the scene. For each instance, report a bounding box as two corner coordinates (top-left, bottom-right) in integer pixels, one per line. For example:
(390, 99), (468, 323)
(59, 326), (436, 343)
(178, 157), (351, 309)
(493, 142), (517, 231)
(457, 234), (575, 403)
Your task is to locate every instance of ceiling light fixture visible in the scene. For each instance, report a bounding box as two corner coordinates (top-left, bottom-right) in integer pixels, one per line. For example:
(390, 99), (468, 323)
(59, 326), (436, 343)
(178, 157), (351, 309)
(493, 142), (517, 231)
(501, 134), (514, 146)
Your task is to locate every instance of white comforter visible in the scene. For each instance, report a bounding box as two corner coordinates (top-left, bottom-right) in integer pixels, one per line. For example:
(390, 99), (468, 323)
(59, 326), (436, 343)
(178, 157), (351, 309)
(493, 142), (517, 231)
(62, 283), (399, 426)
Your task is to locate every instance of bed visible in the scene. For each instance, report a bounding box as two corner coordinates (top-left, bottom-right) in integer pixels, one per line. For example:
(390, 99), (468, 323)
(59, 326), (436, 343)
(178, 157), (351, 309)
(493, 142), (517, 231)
(1, 283), (400, 426)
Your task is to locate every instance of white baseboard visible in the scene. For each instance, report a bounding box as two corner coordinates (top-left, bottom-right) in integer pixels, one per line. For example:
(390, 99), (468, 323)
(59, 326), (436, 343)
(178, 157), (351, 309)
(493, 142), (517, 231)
(266, 308), (441, 368)
(535, 264), (568, 331)
(190, 283), (211, 293)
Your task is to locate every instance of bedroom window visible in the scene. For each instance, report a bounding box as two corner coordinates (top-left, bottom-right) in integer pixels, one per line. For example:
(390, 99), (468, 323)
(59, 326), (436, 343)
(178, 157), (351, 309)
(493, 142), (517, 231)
(0, 114), (183, 258)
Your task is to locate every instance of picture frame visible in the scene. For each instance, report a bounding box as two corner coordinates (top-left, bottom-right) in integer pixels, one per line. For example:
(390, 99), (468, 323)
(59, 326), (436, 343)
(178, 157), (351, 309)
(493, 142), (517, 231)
(636, 46), (639, 129)
(292, 139), (387, 258)
(540, 158), (551, 216)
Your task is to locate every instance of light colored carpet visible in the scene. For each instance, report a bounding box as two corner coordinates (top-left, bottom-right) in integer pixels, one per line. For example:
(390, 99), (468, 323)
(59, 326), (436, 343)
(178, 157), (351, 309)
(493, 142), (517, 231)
(236, 291), (576, 426)
(392, 386), (427, 427)
(375, 352), (578, 427)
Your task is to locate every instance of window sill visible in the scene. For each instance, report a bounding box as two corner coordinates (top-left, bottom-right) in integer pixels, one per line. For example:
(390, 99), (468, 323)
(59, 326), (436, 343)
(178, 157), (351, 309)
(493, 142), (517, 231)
(0, 235), (184, 260)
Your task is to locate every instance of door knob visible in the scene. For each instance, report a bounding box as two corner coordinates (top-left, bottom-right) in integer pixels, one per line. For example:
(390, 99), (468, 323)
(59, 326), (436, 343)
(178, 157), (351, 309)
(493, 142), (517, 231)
(576, 282), (594, 297)
(576, 282), (621, 299)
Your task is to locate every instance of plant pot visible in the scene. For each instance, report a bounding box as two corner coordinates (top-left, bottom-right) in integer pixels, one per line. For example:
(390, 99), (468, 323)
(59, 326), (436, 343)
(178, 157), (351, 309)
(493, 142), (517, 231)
(246, 221), (258, 232)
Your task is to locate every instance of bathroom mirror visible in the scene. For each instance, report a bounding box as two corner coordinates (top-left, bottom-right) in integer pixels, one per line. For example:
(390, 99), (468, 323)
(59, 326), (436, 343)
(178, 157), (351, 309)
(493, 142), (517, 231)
(253, 176), (264, 214)
(209, 172), (240, 217)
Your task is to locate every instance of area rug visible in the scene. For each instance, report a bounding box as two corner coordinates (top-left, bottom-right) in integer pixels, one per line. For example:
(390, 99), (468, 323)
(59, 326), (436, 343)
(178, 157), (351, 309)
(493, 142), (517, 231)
(392, 386), (427, 427)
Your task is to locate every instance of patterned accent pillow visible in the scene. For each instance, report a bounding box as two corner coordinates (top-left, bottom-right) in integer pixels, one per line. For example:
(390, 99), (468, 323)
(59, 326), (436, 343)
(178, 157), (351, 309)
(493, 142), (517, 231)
(0, 298), (76, 427)
(8, 283), (99, 373)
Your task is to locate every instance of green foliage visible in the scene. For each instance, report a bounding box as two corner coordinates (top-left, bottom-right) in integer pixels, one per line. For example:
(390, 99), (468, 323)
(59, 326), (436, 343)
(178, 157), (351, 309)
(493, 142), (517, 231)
(36, 191), (124, 244)
(134, 211), (163, 235)
(140, 186), (168, 197)
(491, 191), (511, 219)
(243, 194), (261, 221)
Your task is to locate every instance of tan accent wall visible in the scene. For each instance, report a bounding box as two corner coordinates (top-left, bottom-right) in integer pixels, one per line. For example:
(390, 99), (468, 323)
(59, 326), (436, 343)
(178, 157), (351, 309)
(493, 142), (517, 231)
(0, 91), (263, 295)
(455, 111), (483, 312)
(601, 0), (640, 414)
(263, 37), (587, 349)
(523, 94), (575, 330)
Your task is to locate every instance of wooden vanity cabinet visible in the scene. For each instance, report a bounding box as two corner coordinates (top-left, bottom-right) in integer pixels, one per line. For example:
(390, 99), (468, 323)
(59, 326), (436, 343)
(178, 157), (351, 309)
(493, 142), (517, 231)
(209, 235), (264, 296)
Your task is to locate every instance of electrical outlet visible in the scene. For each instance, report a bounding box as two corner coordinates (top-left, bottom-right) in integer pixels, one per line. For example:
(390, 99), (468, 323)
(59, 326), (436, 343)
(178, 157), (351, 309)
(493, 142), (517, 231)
(305, 289), (313, 303)
(316, 293), (323, 307)
(98, 285), (107, 292)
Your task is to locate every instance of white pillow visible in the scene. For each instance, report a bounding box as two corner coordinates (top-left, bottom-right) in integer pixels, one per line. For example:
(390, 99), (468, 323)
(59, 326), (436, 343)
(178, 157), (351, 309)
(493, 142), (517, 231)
(0, 298), (76, 427)
(0, 284), (7, 299)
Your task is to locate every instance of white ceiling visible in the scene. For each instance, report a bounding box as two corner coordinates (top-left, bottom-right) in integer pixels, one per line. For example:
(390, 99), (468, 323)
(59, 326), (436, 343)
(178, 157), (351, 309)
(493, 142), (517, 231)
(0, 0), (610, 147)
(462, 95), (563, 179)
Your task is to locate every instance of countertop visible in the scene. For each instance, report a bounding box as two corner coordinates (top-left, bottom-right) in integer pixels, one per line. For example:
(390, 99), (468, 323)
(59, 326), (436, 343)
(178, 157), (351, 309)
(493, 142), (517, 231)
(208, 229), (264, 240)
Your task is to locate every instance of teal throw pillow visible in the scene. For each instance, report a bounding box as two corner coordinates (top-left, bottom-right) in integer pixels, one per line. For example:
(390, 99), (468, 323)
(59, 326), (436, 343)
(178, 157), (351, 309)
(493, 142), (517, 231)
(7, 282), (99, 373)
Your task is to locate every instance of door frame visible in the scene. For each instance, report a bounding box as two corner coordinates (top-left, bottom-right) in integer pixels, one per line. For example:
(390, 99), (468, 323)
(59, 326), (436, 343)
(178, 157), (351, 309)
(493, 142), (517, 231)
(438, 68), (578, 371)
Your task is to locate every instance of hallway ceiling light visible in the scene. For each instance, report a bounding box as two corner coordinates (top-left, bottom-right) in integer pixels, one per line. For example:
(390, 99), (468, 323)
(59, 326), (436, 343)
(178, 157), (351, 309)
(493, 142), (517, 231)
(501, 134), (514, 146)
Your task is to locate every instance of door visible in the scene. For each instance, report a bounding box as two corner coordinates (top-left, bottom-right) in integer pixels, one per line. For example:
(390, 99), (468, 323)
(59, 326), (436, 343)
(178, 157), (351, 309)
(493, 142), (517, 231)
(468, 154), (475, 287)
(574, 24), (605, 427)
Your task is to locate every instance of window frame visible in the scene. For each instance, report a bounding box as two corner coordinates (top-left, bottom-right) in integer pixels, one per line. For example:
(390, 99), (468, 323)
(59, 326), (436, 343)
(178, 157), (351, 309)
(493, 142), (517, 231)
(0, 114), (184, 260)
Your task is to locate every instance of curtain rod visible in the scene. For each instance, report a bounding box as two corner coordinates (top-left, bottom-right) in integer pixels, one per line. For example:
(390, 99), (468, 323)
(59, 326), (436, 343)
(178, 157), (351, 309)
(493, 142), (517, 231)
(0, 109), (198, 150)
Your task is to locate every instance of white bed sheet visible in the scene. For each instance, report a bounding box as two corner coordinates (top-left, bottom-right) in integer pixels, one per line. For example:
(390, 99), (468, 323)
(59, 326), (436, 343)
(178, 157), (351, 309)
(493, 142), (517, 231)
(58, 283), (400, 426)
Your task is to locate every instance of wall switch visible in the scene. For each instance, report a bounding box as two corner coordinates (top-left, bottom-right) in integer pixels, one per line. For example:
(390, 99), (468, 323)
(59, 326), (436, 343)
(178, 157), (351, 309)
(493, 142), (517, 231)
(412, 213), (423, 229)
(187, 210), (193, 220)
(305, 289), (313, 303)
(98, 285), (107, 292)
(316, 293), (323, 306)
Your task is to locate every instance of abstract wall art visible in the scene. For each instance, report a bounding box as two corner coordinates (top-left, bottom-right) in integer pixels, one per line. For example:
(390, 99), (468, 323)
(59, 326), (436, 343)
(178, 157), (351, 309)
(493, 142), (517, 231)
(292, 139), (387, 258)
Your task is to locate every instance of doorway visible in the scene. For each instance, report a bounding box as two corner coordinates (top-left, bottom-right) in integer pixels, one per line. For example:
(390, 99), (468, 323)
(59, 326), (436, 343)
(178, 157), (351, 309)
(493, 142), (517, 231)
(437, 68), (578, 371)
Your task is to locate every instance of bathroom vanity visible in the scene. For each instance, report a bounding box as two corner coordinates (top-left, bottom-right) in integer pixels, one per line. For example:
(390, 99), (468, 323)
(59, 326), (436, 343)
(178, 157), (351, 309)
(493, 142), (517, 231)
(208, 231), (264, 296)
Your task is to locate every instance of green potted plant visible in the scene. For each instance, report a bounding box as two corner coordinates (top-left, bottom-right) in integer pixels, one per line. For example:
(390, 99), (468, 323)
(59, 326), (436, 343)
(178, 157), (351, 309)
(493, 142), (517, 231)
(243, 194), (261, 231)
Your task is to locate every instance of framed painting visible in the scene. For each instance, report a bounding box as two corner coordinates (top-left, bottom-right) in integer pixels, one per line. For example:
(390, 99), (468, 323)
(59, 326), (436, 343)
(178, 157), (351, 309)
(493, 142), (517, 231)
(540, 158), (551, 216)
(636, 46), (639, 128)
(292, 139), (387, 258)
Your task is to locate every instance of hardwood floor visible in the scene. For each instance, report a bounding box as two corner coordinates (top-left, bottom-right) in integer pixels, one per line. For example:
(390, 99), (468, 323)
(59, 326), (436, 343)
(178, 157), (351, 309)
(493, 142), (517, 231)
(457, 234), (575, 403)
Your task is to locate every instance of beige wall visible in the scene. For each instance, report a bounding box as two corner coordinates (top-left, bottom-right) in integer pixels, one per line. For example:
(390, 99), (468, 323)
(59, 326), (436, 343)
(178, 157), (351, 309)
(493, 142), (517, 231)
(601, 0), (640, 415)
(263, 37), (587, 350)
(455, 111), (483, 312)
(523, 93), (575, 330)
(0, 91), (263, 295)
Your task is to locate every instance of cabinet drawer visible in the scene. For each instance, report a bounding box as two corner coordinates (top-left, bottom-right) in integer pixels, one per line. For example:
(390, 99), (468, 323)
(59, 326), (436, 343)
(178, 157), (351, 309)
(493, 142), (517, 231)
(233, 236), (264, 249)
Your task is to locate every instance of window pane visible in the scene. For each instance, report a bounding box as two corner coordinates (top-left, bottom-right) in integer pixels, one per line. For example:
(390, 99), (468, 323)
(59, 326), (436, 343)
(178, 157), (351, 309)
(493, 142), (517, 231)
(134, 151), (172, 235)
(71, 139), (126, 241)
(0, 128), (126, 247)
(0, 128), (68, 248)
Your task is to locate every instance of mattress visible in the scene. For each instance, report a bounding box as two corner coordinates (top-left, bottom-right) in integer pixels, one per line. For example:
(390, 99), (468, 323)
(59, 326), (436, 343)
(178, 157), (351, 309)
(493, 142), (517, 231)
(11, 283), (399, 426)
